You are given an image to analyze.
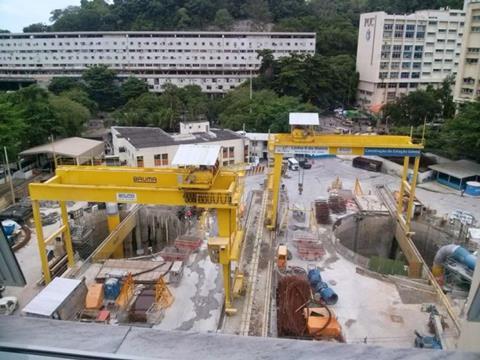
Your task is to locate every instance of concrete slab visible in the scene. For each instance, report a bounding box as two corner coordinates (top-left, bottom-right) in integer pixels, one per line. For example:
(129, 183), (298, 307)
(0, 315), (129, 353)
(0, 316), (477, 359)
(153, 241), (223, 332)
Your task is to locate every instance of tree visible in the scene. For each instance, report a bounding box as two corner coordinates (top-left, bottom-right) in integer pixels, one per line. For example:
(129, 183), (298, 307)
(82, 65), (119, 111)
(176, 8), (192, 30)
(214, 9), (234, 30)
(268, 0), (308, 21)
(178, 85), (209, 122)
(433, 75), (456, 120)
(116, 92), (169, 128)
(257, 49), (275, 81)
(245, 0), (271, 29)
(185, 0), (216, 28)
(0, 98), (26, 159)
(23, 23), (50, 33)
(218, 87), (316, 132)
(8, 86), (57, 148)
(49, 95), (90, 137)
(120, 77), (148, 103)
(255, 53), (358, 109)
(383, 90), (442, 126)
(48, 77), (81, 95)
(442, 101), (480, 161)
(60, 88), (98, 113)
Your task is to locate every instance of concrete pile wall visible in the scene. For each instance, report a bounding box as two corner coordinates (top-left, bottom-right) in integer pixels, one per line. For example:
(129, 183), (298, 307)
(334, 213), (395, 259)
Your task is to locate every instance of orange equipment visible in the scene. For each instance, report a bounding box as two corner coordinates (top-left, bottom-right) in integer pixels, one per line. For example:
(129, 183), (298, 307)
(277, 245), (287, 270)
(155, 276), (174, 309)
(85, 283), (104, 310)
(304, 306), (343, 341)
(115, 273), (134, 309)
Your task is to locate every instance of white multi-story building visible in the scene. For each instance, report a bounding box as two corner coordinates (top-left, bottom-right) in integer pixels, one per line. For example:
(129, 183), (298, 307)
(0, 31), (315, 93)
(110, 122), (248, 167)
(454, 0), (480, 103)
(356, 9), (465, 110)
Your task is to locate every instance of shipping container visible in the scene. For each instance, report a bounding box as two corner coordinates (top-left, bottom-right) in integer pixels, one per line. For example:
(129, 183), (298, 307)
(352, 157), (382, 172)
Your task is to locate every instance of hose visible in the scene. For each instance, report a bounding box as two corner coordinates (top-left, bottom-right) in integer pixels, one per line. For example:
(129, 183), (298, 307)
(131, 261), (174, 278)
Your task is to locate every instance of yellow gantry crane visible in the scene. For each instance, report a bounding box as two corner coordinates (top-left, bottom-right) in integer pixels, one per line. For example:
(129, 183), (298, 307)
(265, 115), (424, 277)
(29, 119), (425, 316)
(29, 148), (244, 314)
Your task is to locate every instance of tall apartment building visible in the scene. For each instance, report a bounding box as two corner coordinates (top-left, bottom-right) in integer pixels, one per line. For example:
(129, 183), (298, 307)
(454, 0), (480, 103)
(0, 31), (315, 93)
(356, 9), (465, 110)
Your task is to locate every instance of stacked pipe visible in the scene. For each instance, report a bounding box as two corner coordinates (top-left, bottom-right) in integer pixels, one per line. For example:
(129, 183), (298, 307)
(277, 275), (311, 337)
(328, 192), (346, 214)
(315, 198), (330, 224)
(307, 268), (338, 305)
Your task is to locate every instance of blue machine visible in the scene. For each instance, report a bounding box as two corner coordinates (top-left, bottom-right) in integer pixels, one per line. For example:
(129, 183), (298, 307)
(414, 331), (442, 350)
(307, 268), (338, 305)
(104, 278), (121, 300)
(452, 246), (477, 271)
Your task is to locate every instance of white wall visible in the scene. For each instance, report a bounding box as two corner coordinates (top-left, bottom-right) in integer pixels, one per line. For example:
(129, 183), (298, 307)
(135, 138), (246, 167)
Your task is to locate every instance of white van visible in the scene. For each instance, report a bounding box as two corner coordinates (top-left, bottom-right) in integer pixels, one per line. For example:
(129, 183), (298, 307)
(288, 158), (299, 171)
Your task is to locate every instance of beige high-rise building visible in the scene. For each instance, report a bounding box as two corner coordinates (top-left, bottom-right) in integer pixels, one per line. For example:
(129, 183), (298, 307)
(356, 9), (465, 111)
(454, 0), (480, 103)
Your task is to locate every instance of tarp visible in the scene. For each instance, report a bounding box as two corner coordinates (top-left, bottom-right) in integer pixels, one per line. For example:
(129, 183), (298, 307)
(172, 144), (221, 166)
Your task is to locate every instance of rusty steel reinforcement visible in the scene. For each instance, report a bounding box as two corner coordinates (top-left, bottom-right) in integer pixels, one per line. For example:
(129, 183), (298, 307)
(277, 275), (311, 337)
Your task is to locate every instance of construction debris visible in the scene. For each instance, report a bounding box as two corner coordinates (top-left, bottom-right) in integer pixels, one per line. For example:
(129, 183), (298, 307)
(292, 232), (325, 261)
(174, 234), (203, 252)
(328, 192), (347, 214)
(41, 212), (60, 226)
(314, 198), (330, 224)
(96, 259), (171, 284)
(159, 246), (190, 262)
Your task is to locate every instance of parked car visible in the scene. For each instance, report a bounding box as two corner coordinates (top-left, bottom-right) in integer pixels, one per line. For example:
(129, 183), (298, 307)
(288, 158), (299, 171)
(299, 160), (312, 169)
(0, 296), (18, 315)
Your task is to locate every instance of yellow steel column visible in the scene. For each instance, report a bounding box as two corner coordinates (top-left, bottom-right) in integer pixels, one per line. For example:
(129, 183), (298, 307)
(106, 203), (123, 258)
(32, 200), (51, 283)
(59, 201), (75, 267)
(217, 207), (235, 311)
(397, 156), (409, 217)
(405, 156), (421, 230)
(268, 152), (283, 230)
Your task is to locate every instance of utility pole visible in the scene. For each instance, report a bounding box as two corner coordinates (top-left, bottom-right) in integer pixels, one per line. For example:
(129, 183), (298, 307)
(3, 146), (15, 205)
(249, 69), (253, 114)
(50, 135), (57, 169)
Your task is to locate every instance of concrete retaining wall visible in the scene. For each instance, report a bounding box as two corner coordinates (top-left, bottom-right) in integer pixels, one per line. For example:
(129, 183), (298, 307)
(410, 221), (456, 266)
(369, 156), (433, 184)
(333, 213), (395, 259)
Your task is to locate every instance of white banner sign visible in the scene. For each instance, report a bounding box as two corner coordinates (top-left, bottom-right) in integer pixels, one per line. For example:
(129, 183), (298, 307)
(337, 147), (353, 155)
(275, 146), (329, 155)
(116, 192), (137, 202)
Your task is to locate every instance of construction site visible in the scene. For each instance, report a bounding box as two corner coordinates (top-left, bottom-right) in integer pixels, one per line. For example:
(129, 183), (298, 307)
(1, 113), (479, 358)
